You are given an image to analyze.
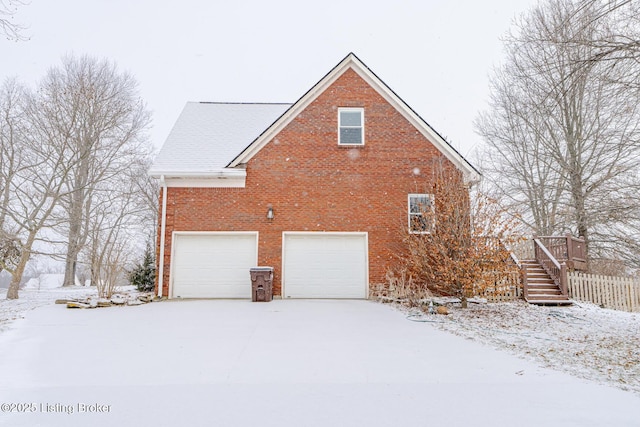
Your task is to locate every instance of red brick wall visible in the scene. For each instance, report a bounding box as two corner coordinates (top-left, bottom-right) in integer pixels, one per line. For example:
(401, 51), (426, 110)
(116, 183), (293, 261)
(156, 68), (464, 297)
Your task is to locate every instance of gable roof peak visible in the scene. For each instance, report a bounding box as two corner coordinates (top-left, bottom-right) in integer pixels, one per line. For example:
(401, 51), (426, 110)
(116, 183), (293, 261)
(228, 53), (480, 183)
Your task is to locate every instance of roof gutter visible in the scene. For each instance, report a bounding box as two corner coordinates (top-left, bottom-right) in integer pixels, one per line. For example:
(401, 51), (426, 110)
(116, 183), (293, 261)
(148, 168), (247, 179)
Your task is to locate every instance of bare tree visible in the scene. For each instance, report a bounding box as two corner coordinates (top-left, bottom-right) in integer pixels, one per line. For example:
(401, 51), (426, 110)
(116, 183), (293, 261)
(476, 0), (640, 267)
(0, 83), (82, 299)
(35, 55), (151, 288)
(0, 79), (25, 230)
(476, 71), (567, 236)
(129, 154), (159, 242)
(82, 156), (155, 298)
(0, 0), (28, 41)
(0, 79), (26, 276)
(1, 56), (153, 300)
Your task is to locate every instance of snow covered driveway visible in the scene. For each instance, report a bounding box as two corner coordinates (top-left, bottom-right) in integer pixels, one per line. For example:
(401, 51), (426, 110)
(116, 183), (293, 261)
(0, 298), (638, 427)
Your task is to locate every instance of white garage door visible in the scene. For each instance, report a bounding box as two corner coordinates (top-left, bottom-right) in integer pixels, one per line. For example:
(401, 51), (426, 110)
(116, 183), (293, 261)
(283, 233), (368, 299)
(171, 232), (257, 298)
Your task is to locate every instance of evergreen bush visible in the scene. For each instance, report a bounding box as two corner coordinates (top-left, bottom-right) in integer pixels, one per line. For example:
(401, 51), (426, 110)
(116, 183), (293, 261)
(129, 245), (156, 292)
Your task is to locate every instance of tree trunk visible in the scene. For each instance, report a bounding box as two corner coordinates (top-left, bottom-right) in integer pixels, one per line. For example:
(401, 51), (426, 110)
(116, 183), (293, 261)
(63, 159), (88, 287)
(63, 199), (82, 287)
(5, 233), (35, 300)
(6, 254), (27, 299)
(90, 233), (100, 288)
(568, 165), (590, 266)
(63, 253), (77, 287)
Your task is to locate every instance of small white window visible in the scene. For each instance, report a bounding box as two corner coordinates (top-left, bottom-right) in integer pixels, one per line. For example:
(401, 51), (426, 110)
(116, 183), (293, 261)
(408, 193), (434, 233)
(338, 108), (364, 145)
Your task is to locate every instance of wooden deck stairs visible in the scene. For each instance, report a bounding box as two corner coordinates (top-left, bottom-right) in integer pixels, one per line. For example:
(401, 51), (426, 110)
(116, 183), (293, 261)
(522, 259), (572, 305)
(514, 235), (587, 306)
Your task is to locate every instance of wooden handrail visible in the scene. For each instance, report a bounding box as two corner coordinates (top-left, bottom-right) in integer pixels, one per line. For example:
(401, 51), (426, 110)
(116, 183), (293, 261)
(534, 239), (561, 270)
(508, 248), (522, 268)
(522, 263), (529, 300)
(533, 238), (568, 297)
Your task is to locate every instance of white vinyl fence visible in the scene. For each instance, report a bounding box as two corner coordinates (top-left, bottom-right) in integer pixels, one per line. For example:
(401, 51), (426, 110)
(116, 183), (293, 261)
(568, 272), (640, 312)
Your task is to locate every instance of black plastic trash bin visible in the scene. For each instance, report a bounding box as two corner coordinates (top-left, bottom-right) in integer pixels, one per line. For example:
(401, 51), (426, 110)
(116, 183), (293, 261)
(250, 267), (273, 302)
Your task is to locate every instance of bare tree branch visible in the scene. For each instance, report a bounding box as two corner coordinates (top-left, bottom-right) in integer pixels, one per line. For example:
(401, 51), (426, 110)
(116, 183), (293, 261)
(476, 0), (640, 269)
(0, 0), (28, 41)
(32, 55), (153, 287)
(0, 56), (154, 300)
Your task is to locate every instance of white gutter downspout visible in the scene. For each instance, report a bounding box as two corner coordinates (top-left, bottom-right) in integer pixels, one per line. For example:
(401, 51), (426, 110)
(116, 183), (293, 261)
(158, 175), (168, 298)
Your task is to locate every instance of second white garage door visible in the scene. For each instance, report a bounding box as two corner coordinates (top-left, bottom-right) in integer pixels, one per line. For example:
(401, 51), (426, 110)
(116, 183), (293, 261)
(283, 232), (368, 299)
(171, 232), (257, 298)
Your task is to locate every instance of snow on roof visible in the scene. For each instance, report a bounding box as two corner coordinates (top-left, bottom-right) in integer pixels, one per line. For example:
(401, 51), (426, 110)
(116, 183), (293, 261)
(149, 102), (291, 176)
(150, 55), (479, 182)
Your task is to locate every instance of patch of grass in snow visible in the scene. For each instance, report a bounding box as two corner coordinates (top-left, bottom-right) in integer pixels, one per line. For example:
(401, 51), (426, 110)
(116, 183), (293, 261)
(426, 300), (640, 395)
(0, 286), (97, 334)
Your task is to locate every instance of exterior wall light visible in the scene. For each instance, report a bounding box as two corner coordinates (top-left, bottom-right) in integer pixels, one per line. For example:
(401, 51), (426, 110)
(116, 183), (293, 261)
(266, 206), (274, 220)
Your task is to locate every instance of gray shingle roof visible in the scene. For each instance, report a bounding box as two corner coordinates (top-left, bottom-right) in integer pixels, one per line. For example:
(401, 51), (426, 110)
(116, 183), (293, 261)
(149, 102), (291, 176)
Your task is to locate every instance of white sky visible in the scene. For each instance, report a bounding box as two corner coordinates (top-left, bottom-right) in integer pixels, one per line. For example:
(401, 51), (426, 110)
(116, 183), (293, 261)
(1, 0), (539, 158)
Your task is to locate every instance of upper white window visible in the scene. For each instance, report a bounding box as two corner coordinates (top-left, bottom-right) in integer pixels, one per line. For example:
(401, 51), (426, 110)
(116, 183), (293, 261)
(408, 193), (434, 234)
(338, 108), (364, 145)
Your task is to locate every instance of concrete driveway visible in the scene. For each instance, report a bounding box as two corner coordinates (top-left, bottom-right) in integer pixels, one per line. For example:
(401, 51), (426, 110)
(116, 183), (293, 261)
(0, 299), (637, 427)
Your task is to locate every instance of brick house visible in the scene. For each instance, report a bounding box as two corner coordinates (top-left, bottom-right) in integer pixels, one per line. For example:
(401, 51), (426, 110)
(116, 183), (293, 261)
(149, 53), (479, 299)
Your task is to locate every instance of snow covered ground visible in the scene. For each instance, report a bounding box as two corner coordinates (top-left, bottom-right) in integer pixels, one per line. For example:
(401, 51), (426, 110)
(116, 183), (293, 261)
(0, 287), (95, 334)
(423, 300), (640, 396)
(0, 290), (638, 426)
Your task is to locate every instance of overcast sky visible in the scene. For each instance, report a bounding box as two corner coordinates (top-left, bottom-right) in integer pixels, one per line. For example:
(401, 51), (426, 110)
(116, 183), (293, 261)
(1, 0), (539, 158)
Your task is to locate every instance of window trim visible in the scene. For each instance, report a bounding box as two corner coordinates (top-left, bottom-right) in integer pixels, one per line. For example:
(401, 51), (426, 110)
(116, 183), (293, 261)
(408, 193), (435, 234)
(338, 107), (364, 146)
